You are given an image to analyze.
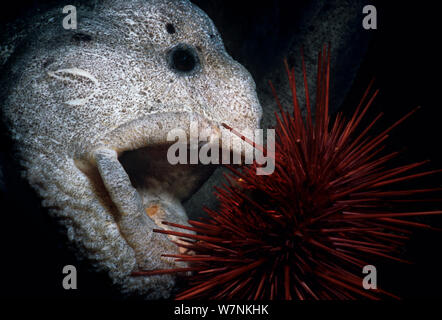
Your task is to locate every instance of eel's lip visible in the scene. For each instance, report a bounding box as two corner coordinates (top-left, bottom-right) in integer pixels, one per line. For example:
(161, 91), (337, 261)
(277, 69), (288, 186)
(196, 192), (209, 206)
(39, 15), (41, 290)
(80, 111), (220, 161)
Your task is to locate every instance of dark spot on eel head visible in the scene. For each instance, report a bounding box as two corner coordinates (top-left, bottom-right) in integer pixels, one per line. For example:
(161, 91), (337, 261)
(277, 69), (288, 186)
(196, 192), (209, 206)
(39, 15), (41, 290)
(71, 32), (93, 42)
(42, 57), (55, 68)
(166, 23), (176, 34)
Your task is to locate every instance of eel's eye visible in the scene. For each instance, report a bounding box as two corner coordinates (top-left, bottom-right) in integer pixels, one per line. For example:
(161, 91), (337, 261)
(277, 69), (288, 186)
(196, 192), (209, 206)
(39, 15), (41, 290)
(168, 44), (200, 75)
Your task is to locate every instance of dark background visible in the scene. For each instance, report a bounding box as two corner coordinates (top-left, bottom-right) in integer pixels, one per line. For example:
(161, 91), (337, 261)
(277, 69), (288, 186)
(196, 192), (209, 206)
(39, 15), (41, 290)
(0, 0), (441, 300)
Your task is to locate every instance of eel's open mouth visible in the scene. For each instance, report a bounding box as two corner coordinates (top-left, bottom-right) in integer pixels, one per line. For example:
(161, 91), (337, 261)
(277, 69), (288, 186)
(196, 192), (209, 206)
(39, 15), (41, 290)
(117, 143), (216, 231)
(75, 112), (222, 270)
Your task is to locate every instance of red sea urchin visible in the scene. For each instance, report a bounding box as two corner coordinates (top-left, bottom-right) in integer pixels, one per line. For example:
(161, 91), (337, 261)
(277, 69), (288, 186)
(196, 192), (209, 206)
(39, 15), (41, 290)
(133, 46), (442, 299)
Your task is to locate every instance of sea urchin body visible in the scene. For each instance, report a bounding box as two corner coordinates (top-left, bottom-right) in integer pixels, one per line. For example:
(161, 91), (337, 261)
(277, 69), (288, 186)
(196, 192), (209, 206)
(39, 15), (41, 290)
(133, 46), (441, 300)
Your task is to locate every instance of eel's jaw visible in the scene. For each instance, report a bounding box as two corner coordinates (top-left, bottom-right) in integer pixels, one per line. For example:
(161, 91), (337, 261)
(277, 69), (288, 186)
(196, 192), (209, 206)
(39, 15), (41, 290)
(92, 147), (182, 272)
(79, 112), (220, 272)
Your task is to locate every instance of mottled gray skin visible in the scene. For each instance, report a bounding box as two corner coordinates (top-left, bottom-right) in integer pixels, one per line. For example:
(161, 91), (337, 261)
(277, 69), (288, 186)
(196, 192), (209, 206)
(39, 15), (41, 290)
(1, 0), (261, 298)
